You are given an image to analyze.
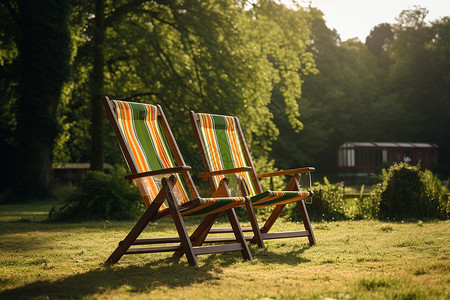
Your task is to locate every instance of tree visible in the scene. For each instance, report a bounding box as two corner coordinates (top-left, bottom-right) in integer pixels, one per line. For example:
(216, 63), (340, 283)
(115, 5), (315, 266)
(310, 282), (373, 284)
(271, 8), (381, 176)
(0, 0), (20, 193)
(365, 23), (394, 68)
(56, 0), (316, 176)
(385, 8), (450, 174)
(90, 0), (105, 171)
(12, 0), (71, 198)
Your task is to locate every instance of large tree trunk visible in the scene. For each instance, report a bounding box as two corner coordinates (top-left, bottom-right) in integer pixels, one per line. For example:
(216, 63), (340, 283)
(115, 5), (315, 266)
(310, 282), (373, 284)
(15, 0), (71, 199)
(90, 0), (105, 171)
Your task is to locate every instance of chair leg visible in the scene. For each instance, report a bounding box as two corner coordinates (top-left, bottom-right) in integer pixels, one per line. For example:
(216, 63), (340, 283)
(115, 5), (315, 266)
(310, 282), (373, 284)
(297, 199), (316, 246)
(105, 196), (164, 265)
(173, 212), (220, 257)
(246, 202), (265, 248)
(234, 177), (264, 249)
(290, 176), (316, 246)
(259, 203), (286, 234)
(165, 178), (198, 266)
(190, 213), (221, 247)
(226, 208), (253, 261)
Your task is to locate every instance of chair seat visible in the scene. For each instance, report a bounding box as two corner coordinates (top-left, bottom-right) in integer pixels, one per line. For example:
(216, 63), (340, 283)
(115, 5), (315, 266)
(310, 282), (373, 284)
(250, 190), (313, 208)
(157, 196), (249, 219)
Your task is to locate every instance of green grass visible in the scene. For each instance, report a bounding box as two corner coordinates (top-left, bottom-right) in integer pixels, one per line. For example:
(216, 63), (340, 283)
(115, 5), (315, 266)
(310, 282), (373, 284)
(0, 202), (449, 299)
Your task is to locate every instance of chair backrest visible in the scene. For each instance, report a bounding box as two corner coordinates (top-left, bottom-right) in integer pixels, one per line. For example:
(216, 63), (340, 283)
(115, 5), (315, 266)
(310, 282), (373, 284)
(103, 97), (199, 209)
(190, 112), (263, 197)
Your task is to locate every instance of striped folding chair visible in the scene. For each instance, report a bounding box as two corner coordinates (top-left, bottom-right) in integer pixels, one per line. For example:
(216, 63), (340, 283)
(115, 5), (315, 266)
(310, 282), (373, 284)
(190, 111), (316, 249)
(103, 97), (252, 266)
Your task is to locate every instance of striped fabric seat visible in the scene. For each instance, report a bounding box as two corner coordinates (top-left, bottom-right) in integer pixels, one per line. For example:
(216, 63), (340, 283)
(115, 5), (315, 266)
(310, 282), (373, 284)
(196, 113), (312, 206)
(113, 101), (247, 217)
(159, 197), (248, 218)
(250, 191), (312, 208)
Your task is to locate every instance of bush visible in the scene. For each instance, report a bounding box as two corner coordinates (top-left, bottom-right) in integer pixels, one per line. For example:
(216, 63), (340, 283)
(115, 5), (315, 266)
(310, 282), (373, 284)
(355, 192), (380, 220)
(286, 177), (347, 222)
(49, 169), (144, 221)
(368, 163), (447, 220)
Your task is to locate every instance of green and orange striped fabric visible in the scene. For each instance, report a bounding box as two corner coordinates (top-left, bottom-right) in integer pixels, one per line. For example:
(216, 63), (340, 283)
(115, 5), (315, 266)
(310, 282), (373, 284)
(160, 196), (248, 217)
(197, 113), (258, 196)
(196, 113), (312, 207)
(250, 191), (312, 208)
(114, 100), (191, 210)
(113, 100), (248, 216)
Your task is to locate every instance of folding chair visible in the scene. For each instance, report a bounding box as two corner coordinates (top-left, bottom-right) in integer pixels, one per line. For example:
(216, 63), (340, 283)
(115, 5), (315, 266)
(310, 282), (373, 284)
(103, 97), (252, 266)
(190, 111), (316, 249)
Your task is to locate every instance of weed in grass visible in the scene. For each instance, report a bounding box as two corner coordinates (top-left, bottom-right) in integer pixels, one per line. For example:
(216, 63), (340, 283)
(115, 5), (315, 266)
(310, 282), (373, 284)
(412, 267), (428, 275)
(380, 225), (393, 232)
(315, 223), (330, 230)
(395, 241), (418, 247)
(358, 277), (394, 290)
(320, 258), (337, 264)
(356, 257), (381, 263)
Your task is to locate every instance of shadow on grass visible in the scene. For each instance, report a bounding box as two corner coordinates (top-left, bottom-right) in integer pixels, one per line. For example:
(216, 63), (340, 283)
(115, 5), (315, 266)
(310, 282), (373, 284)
(0, 259), (217, 299)
(1, 243), (312, 299)
(251, 245), (312, 265)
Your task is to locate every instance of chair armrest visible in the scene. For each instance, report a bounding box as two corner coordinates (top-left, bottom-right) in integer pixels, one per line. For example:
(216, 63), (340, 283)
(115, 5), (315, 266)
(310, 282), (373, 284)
(197, 167), (253, 179)
(124, 166), (192, 182)
(257, 167), (315, 178)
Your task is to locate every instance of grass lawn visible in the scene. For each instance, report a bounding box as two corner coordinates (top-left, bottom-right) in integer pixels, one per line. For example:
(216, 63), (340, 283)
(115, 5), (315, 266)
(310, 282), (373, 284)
(0, 201), (448, 299)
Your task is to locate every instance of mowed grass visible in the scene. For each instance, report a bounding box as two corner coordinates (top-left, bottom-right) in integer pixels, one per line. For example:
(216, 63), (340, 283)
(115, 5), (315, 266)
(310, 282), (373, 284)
(0, 201), (449, 299)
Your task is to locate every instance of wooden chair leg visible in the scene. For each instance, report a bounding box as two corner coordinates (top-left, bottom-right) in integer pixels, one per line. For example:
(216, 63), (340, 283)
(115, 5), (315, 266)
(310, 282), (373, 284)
(190, 213), (221, 247)
(226, 208), (253, 261)
(291, 175), (316, 246)
(252, 175), (316, 246)
(173, 212), (220, 257)
(297, 199), (316, 246)
(173, 177), (229, 258)
(105, 193), (165, 265)
(246, 202), (265, 248)
(234, 177), (264, 248)
(165, 177), (198, 266)
(259, 204), (286, 234)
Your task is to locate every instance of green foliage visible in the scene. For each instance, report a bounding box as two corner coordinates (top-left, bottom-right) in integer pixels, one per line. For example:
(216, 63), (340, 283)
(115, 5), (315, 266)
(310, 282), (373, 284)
(287, 177), (346, 221)
(271, 8), (383, 174)
(272, 8), (450, 178)
(355, 192), (380, 220)
(49, 168), (143, 221)
(367, 163), (448, 220)
(54, 0), (317, 175)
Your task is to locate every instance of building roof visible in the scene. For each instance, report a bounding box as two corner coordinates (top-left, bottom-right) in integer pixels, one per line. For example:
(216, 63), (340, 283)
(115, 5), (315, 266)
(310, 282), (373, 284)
(338, 142), (438, 149)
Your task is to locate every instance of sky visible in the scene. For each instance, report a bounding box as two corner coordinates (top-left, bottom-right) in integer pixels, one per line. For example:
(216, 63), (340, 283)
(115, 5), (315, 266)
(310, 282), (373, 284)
(292, 0), (450, 41)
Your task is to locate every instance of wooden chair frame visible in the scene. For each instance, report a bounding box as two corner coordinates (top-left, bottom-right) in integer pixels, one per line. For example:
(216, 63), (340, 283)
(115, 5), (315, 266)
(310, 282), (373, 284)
(103, 97), (252, 266)
(190, 111), (316, 249)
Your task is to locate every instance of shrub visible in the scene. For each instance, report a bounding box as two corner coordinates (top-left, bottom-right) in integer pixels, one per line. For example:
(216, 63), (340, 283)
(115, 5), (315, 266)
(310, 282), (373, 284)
(49, 169), (143, 221)
(355, 194), (380, 220)
(369, 163), (447, 220)
(286, 177), (347, 222)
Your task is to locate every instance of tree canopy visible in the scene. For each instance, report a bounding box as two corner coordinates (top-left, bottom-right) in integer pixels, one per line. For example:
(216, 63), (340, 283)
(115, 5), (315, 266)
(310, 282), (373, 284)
(271, 7), (450, 179)
(1, 1), (449, 199)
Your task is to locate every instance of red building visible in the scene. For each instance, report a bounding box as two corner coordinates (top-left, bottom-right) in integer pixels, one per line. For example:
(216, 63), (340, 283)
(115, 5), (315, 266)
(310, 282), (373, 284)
(337, 142), (439, 171)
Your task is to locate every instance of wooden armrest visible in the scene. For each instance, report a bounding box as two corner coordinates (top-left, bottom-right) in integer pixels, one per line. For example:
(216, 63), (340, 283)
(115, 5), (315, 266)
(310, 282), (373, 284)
(257, 167), (315, 178)
(124, 166), (192, 181)
(197, 167), (253, 179)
